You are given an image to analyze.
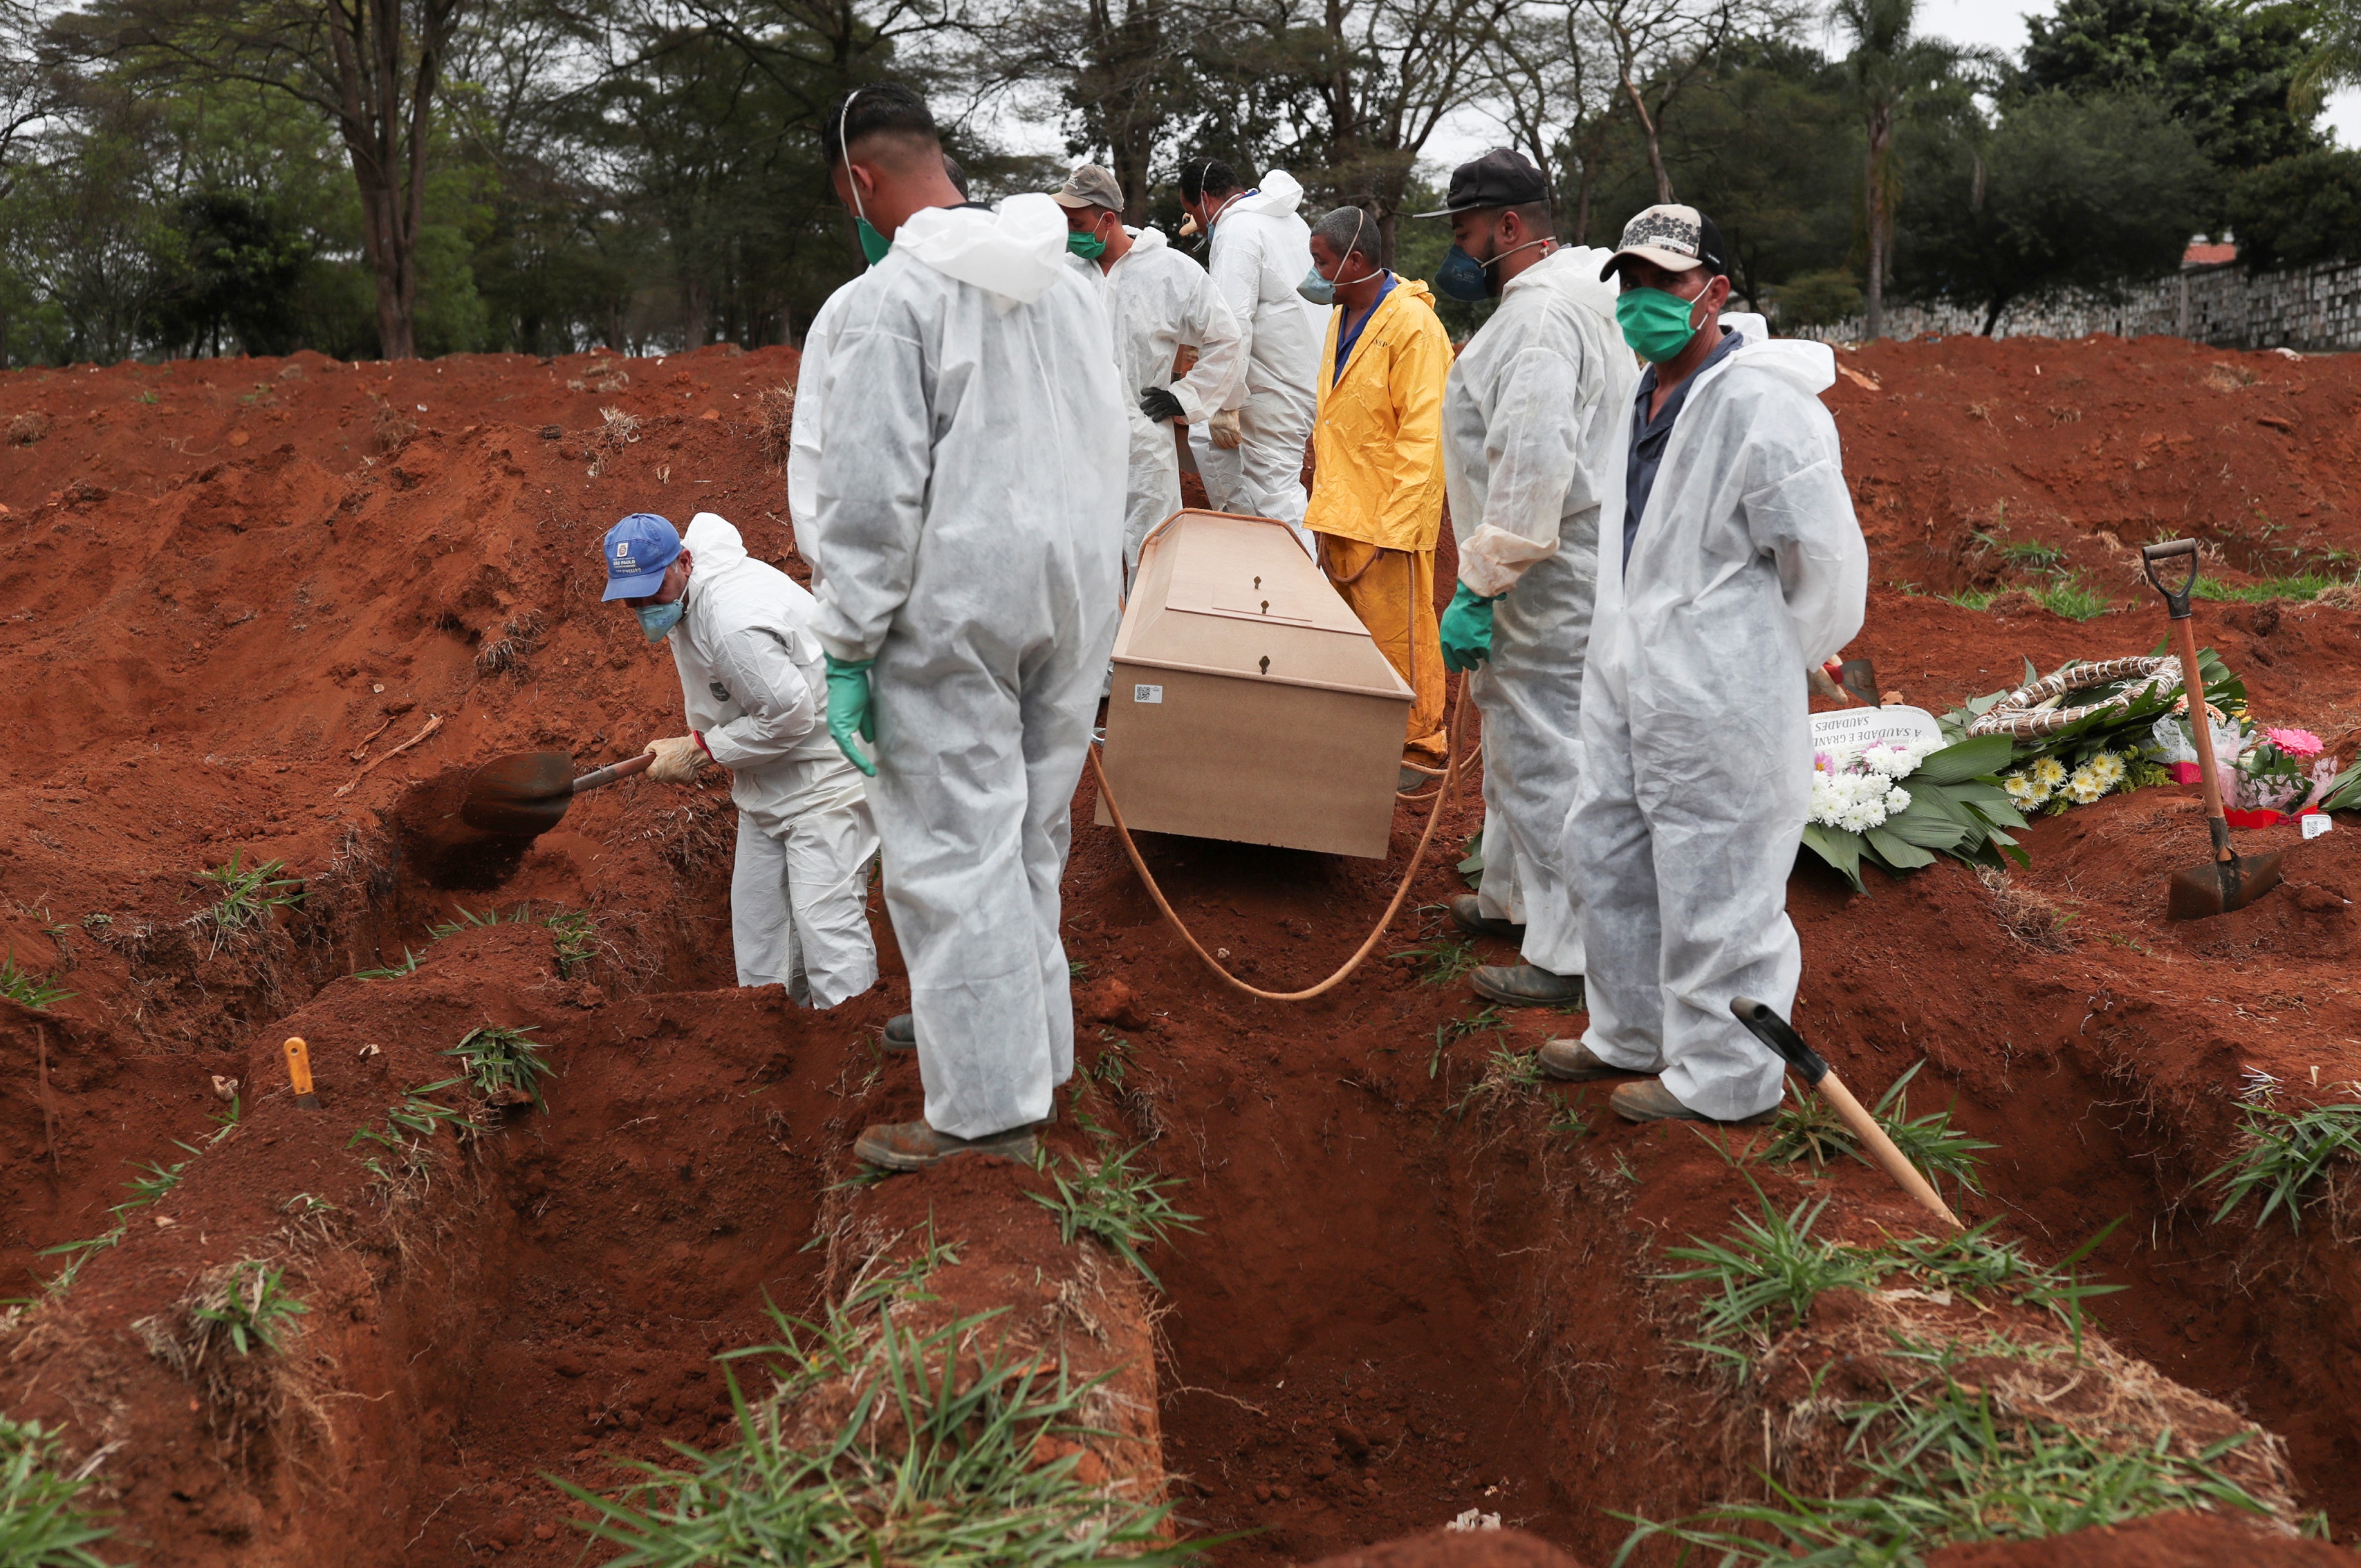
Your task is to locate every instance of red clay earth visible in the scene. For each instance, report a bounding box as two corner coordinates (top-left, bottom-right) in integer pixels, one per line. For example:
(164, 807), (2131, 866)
(1, 334), (2359, 1565)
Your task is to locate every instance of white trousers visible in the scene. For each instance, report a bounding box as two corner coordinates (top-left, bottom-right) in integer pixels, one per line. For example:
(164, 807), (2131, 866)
(730, 794), (880, 1008)
(1188, 385), (1315, 554)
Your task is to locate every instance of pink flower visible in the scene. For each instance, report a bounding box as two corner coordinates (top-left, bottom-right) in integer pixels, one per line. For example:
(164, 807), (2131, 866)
(1813, 751), (1834, 773)
(2263, 727), (2325, 758)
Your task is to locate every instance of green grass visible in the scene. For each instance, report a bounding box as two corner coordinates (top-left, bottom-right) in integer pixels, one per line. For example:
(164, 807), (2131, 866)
(2194, 572), (2353, 603)
(544, 909), (598, 977)
(557, 1299), (1201, 1568)
(1764, 1064), (1994, 1200)
(1391, 920), (1481, 987)
(2033, 575), (2107, 622)
(427, 903), (530, 940)
(351, 947), (423, 980)
(0, 1415), (118, 1566)
(0, 954), (73, 1011)
(189, 1260), (308, 1356)
(2203, 1090), (2361, 1233)
(1030, 1141), (1199, 1289)
(347, 1081), (470, 1153)
(198, 853), (304, 944)
(1428, 1004), (1503, 1079)
(446, 1025), (553, 1109)
(1454, 1041), (1545, 1114)
(1945, 587), (2006, 611)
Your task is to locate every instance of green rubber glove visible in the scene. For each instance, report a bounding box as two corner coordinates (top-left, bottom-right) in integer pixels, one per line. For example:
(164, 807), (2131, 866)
(1438, 582), (1501, 673)
(824, 654), (877, 777)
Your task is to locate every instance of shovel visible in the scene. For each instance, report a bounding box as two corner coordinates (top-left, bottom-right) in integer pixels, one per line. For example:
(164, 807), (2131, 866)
(2141, 539), (2283, 920)
(1731, 997), (1963, 1229)
(461, 750), (654, 837)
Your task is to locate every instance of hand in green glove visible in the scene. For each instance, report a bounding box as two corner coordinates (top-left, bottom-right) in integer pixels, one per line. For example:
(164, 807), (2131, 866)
(1438, 582), (1501, 673)
(824, 654), (878, 776)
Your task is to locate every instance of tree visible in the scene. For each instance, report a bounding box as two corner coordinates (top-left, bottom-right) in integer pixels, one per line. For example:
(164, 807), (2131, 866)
(1482, 0), (1624, 240)
(1892, 89), (2211, 335)
(1582, 0), (1779, 205)
(2290, 0), (2361, 114)
(1831, 0), (1972, 338)
(2228, 149), (2361, 271)
(57, 0), (470, 359)
(2021, 0), (2320, 177)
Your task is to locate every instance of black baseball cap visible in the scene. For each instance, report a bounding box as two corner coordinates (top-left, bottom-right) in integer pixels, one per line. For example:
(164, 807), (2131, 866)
(1414, 149), (1550, 218)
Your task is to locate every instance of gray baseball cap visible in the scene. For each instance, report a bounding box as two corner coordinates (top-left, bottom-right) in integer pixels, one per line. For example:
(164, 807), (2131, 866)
(1050, 164), (1125, 212)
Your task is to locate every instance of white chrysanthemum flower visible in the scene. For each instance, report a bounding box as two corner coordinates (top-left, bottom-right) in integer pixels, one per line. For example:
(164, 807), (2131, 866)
(2003, 771), (2047, 807)
(1884, 785), (1911, 816)
(2030, 756), (2068, 789)
(2064, 763), (2110, 805)
(2083, 751), (2127, 790)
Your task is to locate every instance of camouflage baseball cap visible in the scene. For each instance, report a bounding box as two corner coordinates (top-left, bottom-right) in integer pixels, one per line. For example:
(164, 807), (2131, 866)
(1599, 203), (1728, 281)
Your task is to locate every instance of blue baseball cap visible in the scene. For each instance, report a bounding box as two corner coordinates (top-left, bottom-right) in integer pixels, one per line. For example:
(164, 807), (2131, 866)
(601, 513), (681, 600)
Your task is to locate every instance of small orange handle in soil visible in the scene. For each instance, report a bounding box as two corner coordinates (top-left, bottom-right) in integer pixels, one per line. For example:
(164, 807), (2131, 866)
(284, 1037), (318, 1105)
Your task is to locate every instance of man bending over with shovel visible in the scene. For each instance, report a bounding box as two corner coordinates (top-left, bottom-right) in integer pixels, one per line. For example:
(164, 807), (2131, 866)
(604, 510), (880, 1007)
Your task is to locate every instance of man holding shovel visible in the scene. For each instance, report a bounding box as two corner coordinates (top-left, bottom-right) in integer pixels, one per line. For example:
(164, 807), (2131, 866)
(604, 510), (880, 1007)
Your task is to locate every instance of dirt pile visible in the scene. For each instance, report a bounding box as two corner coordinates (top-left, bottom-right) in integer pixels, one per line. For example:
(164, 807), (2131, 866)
(2, 334), (2360, 1565)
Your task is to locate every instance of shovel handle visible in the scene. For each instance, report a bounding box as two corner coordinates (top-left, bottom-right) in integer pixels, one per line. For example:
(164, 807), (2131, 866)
(571, 752), (656, 794)
(1818, 1071), (1963, 1230)
(2159, 598), (2237, 864)
(2142, 538), (2199, 619)
(284, 1037), (315, 1097)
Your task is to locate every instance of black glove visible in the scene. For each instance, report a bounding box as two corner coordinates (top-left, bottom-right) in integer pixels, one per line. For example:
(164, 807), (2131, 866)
(1138, 386), (1186, 423)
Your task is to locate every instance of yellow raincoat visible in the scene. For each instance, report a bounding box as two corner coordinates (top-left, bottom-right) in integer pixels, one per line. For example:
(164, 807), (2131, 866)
(1307, 277), (1452, 761)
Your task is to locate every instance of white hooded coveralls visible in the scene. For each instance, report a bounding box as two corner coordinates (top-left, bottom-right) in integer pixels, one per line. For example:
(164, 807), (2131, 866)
(667, 512), (880, 1006)
(786, 284), (856, 574)
(1565, 319), (1867, 1120)
(1441, 246), (1634, 978)
(1189, 170), (1323, 545)
(809, 195), (1129, 1141)
(1101, 225), (1245, 588)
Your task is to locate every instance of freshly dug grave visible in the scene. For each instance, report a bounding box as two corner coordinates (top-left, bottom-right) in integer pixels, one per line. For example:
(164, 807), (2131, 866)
(3, 336), (2361, 1565)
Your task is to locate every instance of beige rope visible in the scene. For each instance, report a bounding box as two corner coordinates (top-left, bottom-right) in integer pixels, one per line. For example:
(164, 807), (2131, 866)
(1088, 675), (1471, 1002)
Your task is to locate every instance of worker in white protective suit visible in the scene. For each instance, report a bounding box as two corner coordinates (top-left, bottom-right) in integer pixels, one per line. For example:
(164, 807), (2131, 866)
(809, 82), (1127, 1170)
(1420, 150), (1636, 1014)
(1178, 158), (1322, 552)
(1050, 162), (1245, 590)
(600, 510), (880, 1006)
(1554, 204), (1867, 1126)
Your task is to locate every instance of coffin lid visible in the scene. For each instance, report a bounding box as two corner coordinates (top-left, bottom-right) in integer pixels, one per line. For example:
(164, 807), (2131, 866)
(1111, 511), (1414, 702)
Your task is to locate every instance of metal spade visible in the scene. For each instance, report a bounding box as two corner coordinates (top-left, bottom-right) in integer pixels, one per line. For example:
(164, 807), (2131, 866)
(461, 750), (654, 837)
(2141, 539), (2284, 920)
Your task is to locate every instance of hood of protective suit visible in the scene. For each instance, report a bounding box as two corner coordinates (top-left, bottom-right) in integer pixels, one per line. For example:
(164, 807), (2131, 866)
(1231, 169), (1306, 221)
(895, 194), (1068, 306)
(681, 510), (750, 574)
(1716, 315), (1834, 398)
(1127, 223), (1169, 258)
(1502, 245), (1620, 320)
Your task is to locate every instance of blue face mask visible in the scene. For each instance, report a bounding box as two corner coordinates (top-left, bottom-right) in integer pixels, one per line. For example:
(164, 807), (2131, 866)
(1297, 267), (1337, 306)
(634, 599), (685, 642)
(1434, 244), (1490, 304)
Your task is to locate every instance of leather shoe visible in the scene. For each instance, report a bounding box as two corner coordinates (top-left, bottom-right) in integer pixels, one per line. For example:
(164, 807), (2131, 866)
(1470, 964), (1584, 1008)
(853, 1118), (1038, 1170)
(1447, 894), (1524, 944)
(1538, 1039), (1647, 1082)
(1609, 1080), (1779, 1127)
(883, 1014), (916, 1052)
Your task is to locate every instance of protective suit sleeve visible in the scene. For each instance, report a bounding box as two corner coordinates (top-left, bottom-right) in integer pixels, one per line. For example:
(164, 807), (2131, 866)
(1205, 226), (1261, 412)
(697, 626), (824, 769)
(1378, 316), (1450, 550)
(811, 307), (930, 662)
(1171, 281), (1245, 424)
(1739, 403), (1868, 669)
(1459, 341), (1595, 598)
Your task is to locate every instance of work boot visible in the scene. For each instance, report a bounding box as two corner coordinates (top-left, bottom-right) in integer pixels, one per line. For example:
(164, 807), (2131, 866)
(1470, 964), (1584, 1008)
(883, 1014), (916, 1052)
(1448, 894), (1524, 944)
(853, 1118), (1037, 1171)
(1609, 1080), (1779, 1128)
(1537, 1039), (1649, 1083)
(1398, 764), (1436, 792)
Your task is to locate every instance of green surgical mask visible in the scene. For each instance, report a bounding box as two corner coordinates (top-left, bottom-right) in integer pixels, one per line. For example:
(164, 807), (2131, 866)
(1616, 286), (1704, 364)
(1067, 230), (1107, 260)
(857, 217), (890, 265)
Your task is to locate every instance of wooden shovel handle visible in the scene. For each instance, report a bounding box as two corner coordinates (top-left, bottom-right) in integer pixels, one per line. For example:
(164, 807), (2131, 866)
(284, 1037), (315, 1097)
(1818, 1072), (1962, 1229)
(2168, 617), (2235, 863)
(571, 752), (656, 794)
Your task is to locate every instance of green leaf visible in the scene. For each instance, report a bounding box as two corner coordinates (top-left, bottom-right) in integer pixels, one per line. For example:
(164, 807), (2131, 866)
(2320, 763), (2361, 813)
(1913, 734), (2015, 785)
(1799, 823), (1865, 892)
(1863, 824), (1938, 870)
(2024, 655), (2038, 684)
(1886, 797), (1972, 852)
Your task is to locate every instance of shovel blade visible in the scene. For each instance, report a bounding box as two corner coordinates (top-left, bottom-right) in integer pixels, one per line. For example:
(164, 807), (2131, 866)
(461, 752), (575, 837)
(2167, 850), (2285, 920)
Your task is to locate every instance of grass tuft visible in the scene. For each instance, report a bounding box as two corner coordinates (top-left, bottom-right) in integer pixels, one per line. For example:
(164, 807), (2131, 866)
(544, 909), (599, 977)
(2194, 572), (2353, 604)
(351, 947), (423, 980)
(2203, 1085), (2361, 1233)
(198, 854), (303, 949)
(557, 1299), (1201, 1568)
(2033, 575), (2107, 622)
(1454, 1041), (1545, 1114)
(0, 953), (73, 1011)
(1030, 1141), (1198, 1289)
(446, 1025), (553, 1110)
(1391, 927), (1480, 987)
(0, 1415), (118, 1567)
(189, 1260), (308, 1357)
(1764, 1064), (1994, 1200)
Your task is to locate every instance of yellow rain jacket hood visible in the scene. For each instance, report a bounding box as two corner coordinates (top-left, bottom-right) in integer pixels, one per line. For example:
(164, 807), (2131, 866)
(1305, 276), (1452, 552)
